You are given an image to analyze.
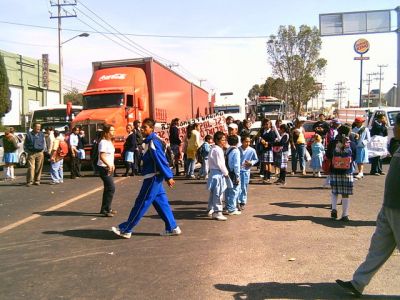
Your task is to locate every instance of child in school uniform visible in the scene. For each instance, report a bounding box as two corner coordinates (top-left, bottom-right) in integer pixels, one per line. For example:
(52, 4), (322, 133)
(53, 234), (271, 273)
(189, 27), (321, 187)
(326, 125), (356, 222)
(273, 124), (290, 185)
(238, 133), (258, 210)
(225, 135), (241, 215)
(259, 118), (277, 184)
(311, 134), (325, 177)
(197, 134), (212, 179)
(207, 131), (229, 221)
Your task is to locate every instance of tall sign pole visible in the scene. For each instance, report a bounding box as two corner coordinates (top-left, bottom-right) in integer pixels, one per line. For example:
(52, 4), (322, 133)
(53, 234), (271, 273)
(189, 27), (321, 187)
(397, 6), (400, 106)
(354, 39), (370, 107)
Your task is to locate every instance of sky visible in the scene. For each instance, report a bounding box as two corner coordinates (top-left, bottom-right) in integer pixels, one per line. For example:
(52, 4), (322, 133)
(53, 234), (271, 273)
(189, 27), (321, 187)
(0, 0), (398, 109)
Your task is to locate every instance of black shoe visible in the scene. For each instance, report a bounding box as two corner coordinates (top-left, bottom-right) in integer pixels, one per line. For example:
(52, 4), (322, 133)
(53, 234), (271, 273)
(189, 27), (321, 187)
(331, 209), (337, 219)
(335, 280), (361, 297)
(239, 204), (245, 211)
(122, 173), (129, 177)
(339, 216), (350, 222)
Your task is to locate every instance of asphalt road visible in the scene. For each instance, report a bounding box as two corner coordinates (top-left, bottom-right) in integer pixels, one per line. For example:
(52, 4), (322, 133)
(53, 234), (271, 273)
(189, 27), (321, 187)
(0, 166), (399, 299)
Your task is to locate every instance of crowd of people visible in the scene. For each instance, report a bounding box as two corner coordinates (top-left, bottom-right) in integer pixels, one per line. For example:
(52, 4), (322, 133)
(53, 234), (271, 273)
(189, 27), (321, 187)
(1, 112), (399, 297)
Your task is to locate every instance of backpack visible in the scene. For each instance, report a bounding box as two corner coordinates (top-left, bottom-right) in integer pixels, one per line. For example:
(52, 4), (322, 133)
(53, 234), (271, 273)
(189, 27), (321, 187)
(57, 140), (69, 157)
(196, 144), (205, 164)
(154, 136), (174, 168)
(225, 147), (239, 185)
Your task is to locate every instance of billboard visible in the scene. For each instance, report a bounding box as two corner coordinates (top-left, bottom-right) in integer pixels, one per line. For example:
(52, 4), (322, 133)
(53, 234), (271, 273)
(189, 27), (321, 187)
(319, 10), (391, 36)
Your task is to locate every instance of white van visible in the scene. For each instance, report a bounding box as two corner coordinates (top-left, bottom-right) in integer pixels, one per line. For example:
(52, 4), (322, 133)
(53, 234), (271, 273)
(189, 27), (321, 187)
(368, 107), (400, 141)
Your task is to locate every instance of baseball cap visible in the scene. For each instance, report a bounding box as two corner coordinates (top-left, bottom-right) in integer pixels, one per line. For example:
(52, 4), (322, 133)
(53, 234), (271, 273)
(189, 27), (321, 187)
(354, 117), (365, 123)
(228, 123), (238, 129)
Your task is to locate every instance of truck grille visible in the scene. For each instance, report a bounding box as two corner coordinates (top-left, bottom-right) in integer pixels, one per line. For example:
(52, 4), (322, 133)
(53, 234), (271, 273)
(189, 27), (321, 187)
(80, 123), (104, 145)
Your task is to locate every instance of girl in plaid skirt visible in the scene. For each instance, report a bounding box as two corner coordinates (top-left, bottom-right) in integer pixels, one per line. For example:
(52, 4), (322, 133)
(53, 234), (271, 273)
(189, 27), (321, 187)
(259, 119), (278, 184)
(326, 125), (356, 222)
(273, 124), (290, 185)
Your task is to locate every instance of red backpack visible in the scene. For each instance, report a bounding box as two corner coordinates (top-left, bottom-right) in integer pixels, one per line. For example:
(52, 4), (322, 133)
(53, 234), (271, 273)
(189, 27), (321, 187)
(57, 140), (69, 157)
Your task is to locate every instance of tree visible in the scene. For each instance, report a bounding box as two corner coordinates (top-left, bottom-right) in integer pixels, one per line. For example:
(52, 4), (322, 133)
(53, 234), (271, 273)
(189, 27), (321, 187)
(64, 88), (83, 105)
(261, 77), (286, 99)
(0, 53), (11, 118)
(267, 25), (327, 116)
(248, 84), (262, 100)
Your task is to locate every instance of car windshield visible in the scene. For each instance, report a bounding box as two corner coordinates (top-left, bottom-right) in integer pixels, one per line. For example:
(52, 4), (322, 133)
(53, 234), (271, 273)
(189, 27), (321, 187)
(303, 122), (315, 132)
(83, 93), (124, 109)
(387, 111), (400, 126)
(257, 104), (282, 112)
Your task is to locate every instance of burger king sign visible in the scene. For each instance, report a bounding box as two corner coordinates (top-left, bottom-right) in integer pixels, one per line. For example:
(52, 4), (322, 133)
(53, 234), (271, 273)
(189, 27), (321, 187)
(354, 39), (370, 55)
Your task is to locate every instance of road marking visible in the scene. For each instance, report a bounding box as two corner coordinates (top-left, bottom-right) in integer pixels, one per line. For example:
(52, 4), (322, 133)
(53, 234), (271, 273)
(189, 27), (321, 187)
(0, 177), (127, 235)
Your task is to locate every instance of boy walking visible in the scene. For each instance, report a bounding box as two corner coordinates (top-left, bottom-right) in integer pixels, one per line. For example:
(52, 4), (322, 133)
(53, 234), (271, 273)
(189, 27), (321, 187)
(225, 135), (241, 215)
(238, 134), (258, 210)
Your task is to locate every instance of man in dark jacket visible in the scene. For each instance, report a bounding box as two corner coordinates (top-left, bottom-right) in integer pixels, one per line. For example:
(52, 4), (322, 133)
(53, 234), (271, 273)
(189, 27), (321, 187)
(336, 112), (400, 297)
(169, 118), (182, 175)
(24, 123), (46, 186)
(133, 120), (143, 174)
(313, 113), (330, 144)
(369, 114), (388, 175)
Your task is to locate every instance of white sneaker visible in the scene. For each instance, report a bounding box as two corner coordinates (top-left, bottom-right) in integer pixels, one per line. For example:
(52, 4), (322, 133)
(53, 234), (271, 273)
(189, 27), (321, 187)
(355, 173), (364, 179)
(207, 209), (214, 216)
(318, 172), (322, 177)
(160, 226), (182, 236)
(228, 210), (242, 216)
(212, 212), (227, 221)
(111, 226), (132, 239)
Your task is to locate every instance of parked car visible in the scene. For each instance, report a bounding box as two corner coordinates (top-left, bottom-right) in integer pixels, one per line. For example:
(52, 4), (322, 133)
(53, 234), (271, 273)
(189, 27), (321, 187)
(302, 121), (317, 152)
(0, 133), (28, 168)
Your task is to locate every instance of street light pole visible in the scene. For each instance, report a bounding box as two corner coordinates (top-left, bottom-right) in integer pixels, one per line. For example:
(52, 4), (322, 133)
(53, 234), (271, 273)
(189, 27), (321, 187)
(57, 2), (62, 104)
(58, 33), (89, 104)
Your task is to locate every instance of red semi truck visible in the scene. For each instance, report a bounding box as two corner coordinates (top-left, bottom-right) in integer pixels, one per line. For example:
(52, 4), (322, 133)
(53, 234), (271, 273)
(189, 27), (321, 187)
(71, 57), (209, 161)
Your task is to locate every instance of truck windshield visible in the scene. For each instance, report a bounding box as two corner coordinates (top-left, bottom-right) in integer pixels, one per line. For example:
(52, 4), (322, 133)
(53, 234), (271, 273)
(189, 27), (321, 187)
(214, 106), (240, 114)
(258, 104), (282, 112)
(83, 93), (124, 109)
(387, 111), (400, 126)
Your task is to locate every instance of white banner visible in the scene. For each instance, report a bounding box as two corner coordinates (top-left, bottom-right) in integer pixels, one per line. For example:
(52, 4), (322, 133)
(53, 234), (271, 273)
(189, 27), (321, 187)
(367, 135), (389, 159)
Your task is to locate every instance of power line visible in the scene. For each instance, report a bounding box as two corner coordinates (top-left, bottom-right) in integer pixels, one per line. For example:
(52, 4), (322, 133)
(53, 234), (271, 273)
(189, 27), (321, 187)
(77, 0), (174, 65)
(1, 19), (397, 39)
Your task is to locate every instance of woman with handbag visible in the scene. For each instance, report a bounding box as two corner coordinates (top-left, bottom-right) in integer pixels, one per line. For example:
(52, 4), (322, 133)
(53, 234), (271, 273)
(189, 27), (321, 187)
(326, 125), (356, 222)
(2, 127), (19, 181)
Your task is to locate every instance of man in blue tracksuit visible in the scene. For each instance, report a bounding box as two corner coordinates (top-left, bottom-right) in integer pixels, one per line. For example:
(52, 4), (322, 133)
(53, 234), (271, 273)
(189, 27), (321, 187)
(112, 118), (181, 239)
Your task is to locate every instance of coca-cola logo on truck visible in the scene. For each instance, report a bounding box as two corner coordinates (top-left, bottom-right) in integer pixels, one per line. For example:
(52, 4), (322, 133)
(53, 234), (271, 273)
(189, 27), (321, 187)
(98, 73), (127, 81)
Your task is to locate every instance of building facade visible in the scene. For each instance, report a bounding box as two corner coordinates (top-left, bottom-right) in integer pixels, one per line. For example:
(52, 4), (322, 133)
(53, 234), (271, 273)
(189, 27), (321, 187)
(0, 49), (60, 129)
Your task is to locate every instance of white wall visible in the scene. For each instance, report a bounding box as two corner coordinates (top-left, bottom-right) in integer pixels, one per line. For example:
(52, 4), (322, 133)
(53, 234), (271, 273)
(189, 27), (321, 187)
(2, 86), (22, 126)
(46, 91), (60, 106)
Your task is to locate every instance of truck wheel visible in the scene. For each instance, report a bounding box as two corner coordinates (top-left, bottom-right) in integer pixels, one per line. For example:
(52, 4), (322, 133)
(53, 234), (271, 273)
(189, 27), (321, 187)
(19, 153), (27, 167)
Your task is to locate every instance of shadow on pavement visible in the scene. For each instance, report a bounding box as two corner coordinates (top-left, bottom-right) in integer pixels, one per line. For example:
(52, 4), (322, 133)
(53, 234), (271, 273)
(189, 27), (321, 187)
(214, 282), (400, 299)
(270, 201), (331, 209)
(34, 211), (100, 217)
(43, 229), (161, 240)
(42, 229), (121, 240)
(169, 200), (207, 206)
(280, 186), (326, 190)
(145, 208), (210, 221)
(254, 214), (376, 228)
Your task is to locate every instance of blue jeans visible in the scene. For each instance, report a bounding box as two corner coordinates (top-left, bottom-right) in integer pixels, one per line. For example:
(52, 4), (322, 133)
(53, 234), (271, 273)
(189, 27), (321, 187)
(239, 170), (250, 204)
(291, 144), (305, 173)
(199, 158), (209, 177)
(118, 175), (177, 233)
(186, 158), (195, 176)
(98, 166), (115, 213)
(50, 159), (63, 183)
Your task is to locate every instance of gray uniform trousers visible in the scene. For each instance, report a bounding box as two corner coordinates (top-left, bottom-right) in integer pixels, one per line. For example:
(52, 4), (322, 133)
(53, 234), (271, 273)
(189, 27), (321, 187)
(351, 206), (400, 293)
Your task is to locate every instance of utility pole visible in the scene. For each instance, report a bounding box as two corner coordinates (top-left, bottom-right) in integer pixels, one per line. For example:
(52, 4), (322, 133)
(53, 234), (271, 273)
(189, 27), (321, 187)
(364, 72), (378, 108)
(50, 0), (77, 104)
(334, 82), (346, 109)
(376, 64), (388, 107)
